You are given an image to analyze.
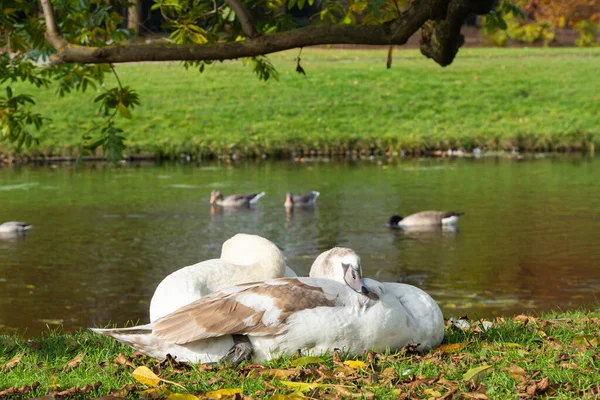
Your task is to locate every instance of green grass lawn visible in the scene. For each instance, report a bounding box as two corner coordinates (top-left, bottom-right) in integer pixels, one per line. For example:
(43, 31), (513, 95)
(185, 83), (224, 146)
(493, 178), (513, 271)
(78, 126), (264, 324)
(1, 310), (600, 399)
(5, 47), (600, 159)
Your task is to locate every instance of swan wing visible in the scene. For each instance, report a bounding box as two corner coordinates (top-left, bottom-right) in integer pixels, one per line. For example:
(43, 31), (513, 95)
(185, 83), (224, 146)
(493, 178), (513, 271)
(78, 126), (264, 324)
(153, 278), (345, 345)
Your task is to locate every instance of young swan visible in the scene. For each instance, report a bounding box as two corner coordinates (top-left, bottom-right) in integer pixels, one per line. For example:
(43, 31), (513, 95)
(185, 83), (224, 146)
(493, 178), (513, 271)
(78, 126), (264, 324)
(149, 234), (286, 323)
(309, 247), (369, 296)
(149, 238), (369, 323)
(209, 190), (265, 207)
(91, 277), (444, 366)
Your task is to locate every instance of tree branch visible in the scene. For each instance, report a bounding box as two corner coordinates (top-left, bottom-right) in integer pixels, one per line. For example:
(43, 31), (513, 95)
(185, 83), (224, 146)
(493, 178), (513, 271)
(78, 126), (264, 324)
(40, 0), (490, 67)
(224, 0), (258, 37)
(420, 0), (495, 66)
(40, 0), (68, 50)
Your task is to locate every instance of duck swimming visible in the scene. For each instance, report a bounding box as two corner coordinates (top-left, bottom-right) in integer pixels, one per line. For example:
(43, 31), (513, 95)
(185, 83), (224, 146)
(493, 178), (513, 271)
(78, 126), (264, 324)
(284, 191), (320, 208)
(210, 190), (265, 207)
(388, 211), (464, 228)
(0, 221), (32, 236)
(92, 277), (444, 365)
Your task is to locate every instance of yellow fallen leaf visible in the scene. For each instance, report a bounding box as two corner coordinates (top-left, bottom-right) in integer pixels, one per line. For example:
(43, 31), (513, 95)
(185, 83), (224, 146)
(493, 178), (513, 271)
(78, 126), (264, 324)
(434, 343), (469, 354)
(167, 393), (199, 400)
(343, 360), (366, 369)
(204, 388), (243, 399)
(424, 388), (442, 397)
(256, 368), (296, 378)
(132, 366), (185, 389)
(279, 381), (324, 392)
(290, 356), (322, 367)
(268, 393), (306, 400)
(138, 386), (171, 397)
(463, 365), (492, 383)
(25, 284), (35, 289)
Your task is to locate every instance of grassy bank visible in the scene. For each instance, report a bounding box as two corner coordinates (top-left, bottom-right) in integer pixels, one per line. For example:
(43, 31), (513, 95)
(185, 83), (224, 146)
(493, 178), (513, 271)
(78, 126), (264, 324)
(1, 310), (600, 399)
(4, 47), (600, 159)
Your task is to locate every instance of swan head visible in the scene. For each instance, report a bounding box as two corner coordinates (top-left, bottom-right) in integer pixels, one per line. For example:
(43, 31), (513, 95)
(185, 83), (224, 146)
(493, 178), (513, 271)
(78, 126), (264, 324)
(309, 247), (369, 296)
(220, 233), (286, 272)
(284, 192), (294, 208)
(210, 190), (223, 204)
(388, 215), (403, 226)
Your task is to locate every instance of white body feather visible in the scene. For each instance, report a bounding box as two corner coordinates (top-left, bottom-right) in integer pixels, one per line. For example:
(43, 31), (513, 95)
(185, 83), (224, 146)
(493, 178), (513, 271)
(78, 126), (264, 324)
(93, 278), (444, 363)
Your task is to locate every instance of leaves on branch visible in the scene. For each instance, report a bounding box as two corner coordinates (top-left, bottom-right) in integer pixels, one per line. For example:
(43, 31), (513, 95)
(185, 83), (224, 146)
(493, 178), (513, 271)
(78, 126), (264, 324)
(249, 55), (279, 81)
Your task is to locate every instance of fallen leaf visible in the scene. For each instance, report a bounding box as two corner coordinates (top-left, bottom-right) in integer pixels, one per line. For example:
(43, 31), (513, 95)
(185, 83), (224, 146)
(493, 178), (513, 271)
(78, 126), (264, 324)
(508, 364), (526, 383)
(166, 393), (198, 400)
(333, 349), (341, 363)
(423, 388), (442, 397)
(434, 343), (469, 354)
(279, 381), (323, 392)
(343, 360), (366, 369)
(268, 393), (306, 400)
(64, 352), (86, 371)
(3, 353), (24, 371)
(290, 356), (322, 367)
(132, 365), (184, 389)
(463, 365), (492, 384)
(462, 393), (488, 399)
(204, 388), (243, 399)
(250, 368), (296, 378)
(573, 335), (599, 347)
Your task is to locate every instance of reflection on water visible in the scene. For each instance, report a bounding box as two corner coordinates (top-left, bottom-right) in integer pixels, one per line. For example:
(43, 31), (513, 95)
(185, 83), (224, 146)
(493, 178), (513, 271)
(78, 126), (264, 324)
(1, 156), (600, 336)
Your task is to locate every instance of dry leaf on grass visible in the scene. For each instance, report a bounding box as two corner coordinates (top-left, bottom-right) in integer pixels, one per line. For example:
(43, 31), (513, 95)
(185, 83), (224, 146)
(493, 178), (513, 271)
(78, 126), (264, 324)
(3, 352), (24, 371)
(0, 382), (40, 397)
(507, 364), (526, 383)
(203, 388), (243, 399)
(63, 352), (86, 371)
(132, 365), (185, 389)
(434, 343), (469, 354)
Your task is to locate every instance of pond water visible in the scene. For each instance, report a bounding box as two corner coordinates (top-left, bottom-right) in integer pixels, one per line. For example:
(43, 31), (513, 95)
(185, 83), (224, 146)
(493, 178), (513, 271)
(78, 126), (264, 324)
(1, 156), (599, 336)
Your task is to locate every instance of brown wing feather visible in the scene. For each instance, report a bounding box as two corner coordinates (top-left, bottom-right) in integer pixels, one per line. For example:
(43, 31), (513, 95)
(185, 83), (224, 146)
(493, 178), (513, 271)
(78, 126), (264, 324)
(153, 279), (338, 345)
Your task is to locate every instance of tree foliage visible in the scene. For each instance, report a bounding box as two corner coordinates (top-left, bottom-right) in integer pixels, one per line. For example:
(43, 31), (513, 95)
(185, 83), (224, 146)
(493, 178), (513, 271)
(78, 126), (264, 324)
(1, 0), (506, 161)
(484, 0), (600, 47)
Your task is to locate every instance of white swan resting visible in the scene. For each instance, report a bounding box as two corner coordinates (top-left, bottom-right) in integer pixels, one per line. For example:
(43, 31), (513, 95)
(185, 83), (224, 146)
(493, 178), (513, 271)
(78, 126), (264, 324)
(149, 234), (366, 322)
(92, 277), (444, 364)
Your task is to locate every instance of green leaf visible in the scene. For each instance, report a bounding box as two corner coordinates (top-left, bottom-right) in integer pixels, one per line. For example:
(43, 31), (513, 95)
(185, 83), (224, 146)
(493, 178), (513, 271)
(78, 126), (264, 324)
(117, 102), (132, 119)
(463, 365), (492, 383)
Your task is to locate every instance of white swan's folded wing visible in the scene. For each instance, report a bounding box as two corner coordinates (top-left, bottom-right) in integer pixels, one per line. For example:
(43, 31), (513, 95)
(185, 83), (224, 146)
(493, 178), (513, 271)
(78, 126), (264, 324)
(153, 278), (344, 345)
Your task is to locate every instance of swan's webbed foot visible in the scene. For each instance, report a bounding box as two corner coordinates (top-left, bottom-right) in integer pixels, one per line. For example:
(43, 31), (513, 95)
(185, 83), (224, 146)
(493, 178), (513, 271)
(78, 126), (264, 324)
(220, 335), (253, 367)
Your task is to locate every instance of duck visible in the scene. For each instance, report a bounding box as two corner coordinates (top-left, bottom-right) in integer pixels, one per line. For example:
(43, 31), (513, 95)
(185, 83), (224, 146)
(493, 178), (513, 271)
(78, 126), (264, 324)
(149, 234), (366, 322)
(210, 190), (265, 207)
(0, 221), (32, 235)
(284, 191), (320, 208)
(388, 211), (464, 228)
(92, 277), (444, 365)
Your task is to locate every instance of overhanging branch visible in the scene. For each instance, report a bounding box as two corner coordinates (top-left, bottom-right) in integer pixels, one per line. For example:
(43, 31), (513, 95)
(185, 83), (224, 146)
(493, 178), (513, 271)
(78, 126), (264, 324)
(40, 0), (492, 67)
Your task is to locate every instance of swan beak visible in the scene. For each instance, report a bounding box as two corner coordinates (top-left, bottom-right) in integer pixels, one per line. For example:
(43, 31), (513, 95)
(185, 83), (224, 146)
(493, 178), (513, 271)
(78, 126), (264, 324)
(343, 266), (370, 296)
